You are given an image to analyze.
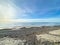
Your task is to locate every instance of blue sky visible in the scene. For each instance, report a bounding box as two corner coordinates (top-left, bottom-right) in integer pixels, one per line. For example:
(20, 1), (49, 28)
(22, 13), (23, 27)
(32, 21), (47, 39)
(13, 0), (60, 19)
(0, 0), (60, 28)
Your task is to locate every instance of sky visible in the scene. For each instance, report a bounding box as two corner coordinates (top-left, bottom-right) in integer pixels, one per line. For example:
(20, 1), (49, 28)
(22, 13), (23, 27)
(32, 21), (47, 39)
(0, 0), (60, 28)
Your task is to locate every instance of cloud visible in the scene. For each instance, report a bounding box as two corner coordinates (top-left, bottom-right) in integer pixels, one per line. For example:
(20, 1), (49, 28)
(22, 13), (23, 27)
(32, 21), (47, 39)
(10, 18), (60, 22)
(0, 0), (33, 23)
(0, 0), (17, 24)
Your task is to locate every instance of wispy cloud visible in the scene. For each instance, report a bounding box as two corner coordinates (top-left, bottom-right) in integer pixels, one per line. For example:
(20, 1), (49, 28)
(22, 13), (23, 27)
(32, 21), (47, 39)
(8, 18), (60, 22)
(0, 0), (17, 24)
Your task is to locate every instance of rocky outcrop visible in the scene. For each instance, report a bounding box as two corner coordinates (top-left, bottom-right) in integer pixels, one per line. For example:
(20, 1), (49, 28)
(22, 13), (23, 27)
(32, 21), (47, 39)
(0, 26), (60, 45)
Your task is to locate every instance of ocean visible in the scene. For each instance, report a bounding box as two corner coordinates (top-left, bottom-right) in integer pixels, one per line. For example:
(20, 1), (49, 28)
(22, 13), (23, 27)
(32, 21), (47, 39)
(12, 22), (60, 27)
(0, 22), (60, 28)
